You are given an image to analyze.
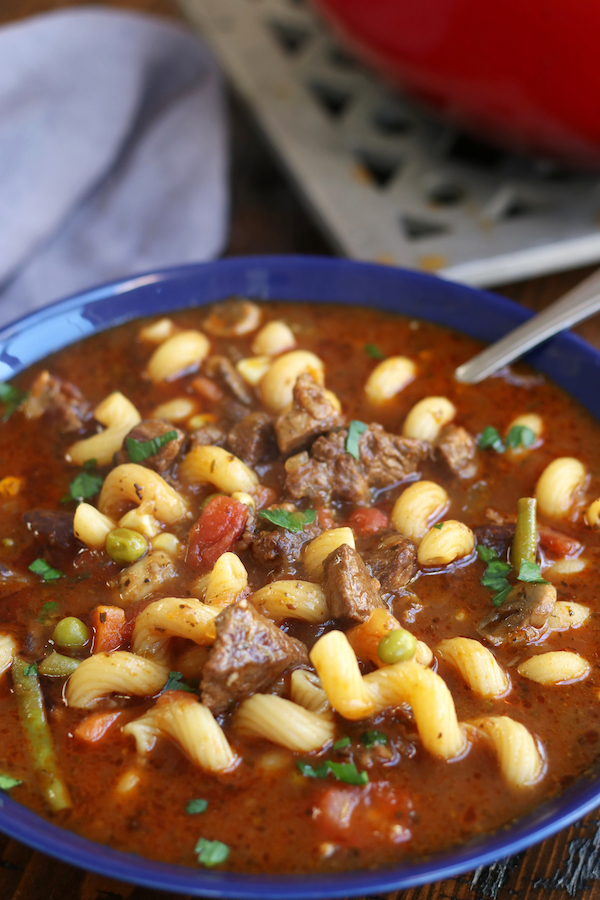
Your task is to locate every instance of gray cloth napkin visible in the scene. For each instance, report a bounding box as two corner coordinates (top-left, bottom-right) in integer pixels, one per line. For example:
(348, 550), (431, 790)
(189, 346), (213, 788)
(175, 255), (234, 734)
(0, 7), (228, 326)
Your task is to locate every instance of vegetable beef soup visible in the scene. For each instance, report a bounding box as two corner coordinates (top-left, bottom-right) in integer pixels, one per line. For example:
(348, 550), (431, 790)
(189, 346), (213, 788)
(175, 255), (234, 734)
(1, 299), (600, 875)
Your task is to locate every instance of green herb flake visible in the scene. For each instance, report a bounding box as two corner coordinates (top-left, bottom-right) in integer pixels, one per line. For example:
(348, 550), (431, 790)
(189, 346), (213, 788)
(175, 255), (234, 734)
(0, 774), (22, 791)
(296, 759), (368, 785)
(38, 601), (59, 624)
(186, 798), (208, 815)
(478, 426), (505, 453)
(332, 736), (351, 750)
(66, 469), (104, 504)
(127, 430), (178, 464)
(162, 671), (195, 694)
(23, 663), (38, 677)
(29, 559), (63, 582)
(433, 522), (444, 530)
(364, 343), (386, 360)
(258, 508), (317, 534)
(360, 730), (388, 748)
(346, 420), (368, 460)
(0, 381), (27, 421)
(477, 544), (512, 608)
(506, 425), (536, 451)
(518, 559), (549, 584)
(195, 838), (230, 868)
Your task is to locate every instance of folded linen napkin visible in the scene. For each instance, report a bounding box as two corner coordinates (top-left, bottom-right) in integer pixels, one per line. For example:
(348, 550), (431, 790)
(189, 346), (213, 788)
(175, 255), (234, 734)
(0, 7), (228, 327)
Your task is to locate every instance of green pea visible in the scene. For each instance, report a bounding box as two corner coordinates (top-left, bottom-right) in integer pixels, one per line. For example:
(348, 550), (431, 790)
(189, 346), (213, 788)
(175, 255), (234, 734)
(377, 628), (417, 665)
(52, 617), (89, 649)
(201, 492), (225, 511)
(105, 527), (148, 564)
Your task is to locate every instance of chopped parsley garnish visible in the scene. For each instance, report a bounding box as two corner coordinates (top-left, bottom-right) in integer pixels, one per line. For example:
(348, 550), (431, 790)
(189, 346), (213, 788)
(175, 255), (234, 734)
(162, 671), (195, 693)
(478, 425), (536, 454)
(478, 426), (505, 453)
(127, 430), (178, 463)
(38, 601), (59, 624)
(195, 837), (230, 868)
(332, 736), (351, 750)
(186, 798), (209, 815)
(65, 468), (104, 504)
(361, 730), (388, 747)
(477, 544), (547, 608)
(0, 381), (27, 421)
(23, 663), (38, 677)
(364, 343), (386, 360)
(29, 559), (63, 581)
(518, 559), (549, 584)
(346, 420), (367, 460)
(258, 508), (316, 533)
(296, 759), (368, 785)
(0, 774), (22, 791)
(433, 522), (444, 530)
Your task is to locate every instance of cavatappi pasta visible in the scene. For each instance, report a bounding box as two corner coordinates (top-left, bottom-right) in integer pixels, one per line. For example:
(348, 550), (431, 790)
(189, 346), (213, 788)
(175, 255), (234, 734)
(1, 298), (600, 877)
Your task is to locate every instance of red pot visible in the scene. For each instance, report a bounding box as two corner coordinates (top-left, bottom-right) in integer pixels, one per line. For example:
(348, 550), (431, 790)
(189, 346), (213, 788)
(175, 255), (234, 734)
(314, 0), (600, 169)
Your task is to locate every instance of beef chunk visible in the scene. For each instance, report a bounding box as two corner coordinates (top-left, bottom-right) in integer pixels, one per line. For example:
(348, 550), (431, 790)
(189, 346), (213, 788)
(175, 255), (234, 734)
(24, 510), (77, 549)
(227, 412), (277, 466)
(22, 371), (91, 432)
(478, 582), (557, 646)
(359, 425), (428, 490)
(203, 356), (253, 405)
(275, 373), (343, 455)
(474, 524), (514, 559)
(190, 422), (227, 449)
(251, 522), (322, 577)
(114, 420), (184, 472)
(200, 598), (308, 712)
(362, 531), (418, 593)
(436, 425), (477, 479)
(322, 543), (385, 622)
(285, 425), (427, 505)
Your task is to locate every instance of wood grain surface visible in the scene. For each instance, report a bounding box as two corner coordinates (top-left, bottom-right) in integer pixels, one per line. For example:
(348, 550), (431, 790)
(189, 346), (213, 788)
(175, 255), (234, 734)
(3, 1), (600, 898)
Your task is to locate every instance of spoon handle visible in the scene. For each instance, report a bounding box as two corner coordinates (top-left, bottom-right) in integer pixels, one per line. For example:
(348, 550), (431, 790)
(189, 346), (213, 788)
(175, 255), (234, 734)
(455, 268), (600, 384)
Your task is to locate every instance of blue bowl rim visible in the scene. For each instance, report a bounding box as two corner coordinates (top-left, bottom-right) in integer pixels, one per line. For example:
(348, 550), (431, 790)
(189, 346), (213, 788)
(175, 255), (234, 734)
(1, 254), (599, 898)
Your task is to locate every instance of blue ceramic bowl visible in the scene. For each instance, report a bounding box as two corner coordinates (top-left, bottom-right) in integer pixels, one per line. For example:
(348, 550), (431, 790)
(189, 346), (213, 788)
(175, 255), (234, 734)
(1, 256), (599, 898)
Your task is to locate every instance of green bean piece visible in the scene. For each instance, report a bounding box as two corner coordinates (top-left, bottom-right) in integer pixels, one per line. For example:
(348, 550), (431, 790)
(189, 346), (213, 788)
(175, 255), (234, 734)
(105, 527), (148, 564)
(12, 656), (71, 811)
(52, 617), (89, 649)
(377, 629), (417, 665)
(511, 497), (538, 572)
(38, 651), (81, 678)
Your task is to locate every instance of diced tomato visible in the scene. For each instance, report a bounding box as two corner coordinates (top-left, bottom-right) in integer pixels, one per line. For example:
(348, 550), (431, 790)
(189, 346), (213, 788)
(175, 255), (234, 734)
(90, 606), (126, 654)
(73, 711), (123, 743)
(316, 508), (336, 530)
(314, 781), (412, 848)
(347, 507), (390, 537)
(186, 496), (248, 571)
(538, 524), (582, 558)
(190, 376), (224, 404)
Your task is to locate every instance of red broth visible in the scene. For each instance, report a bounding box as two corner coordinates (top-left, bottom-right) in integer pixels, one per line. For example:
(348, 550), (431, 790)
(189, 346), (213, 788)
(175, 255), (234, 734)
(0, 300), (599, 874)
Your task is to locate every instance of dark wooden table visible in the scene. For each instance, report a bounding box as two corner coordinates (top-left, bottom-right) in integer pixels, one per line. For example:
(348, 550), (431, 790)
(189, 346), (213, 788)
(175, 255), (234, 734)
(3, 1), (600, 899)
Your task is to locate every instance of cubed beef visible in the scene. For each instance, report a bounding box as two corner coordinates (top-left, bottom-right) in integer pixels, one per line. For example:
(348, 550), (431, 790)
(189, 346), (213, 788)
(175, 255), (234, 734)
(362, 531), (418, 593)
(477, 582), (557, 646)
(322, 543), (385, 622)
(190, 422), (227, 449)
(285, 425), (427, 505)
(251, 522), (322, 577)
(114, 420), (184, 472)
(275, 373), (343, 455)
(203, 356), (253, 405)
(474, 524), (514, 559)
(200, 598), (308, 713)
(23, 510), (77, 549)
(360, 425), (429, 490)
(436, 425), (477, 479)
(22, 371), (91, 432)
(227, 412), (278, 466)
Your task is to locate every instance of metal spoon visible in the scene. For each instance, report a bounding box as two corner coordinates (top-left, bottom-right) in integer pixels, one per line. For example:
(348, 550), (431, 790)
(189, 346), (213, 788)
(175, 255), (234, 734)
(454, 267), (600, 384)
